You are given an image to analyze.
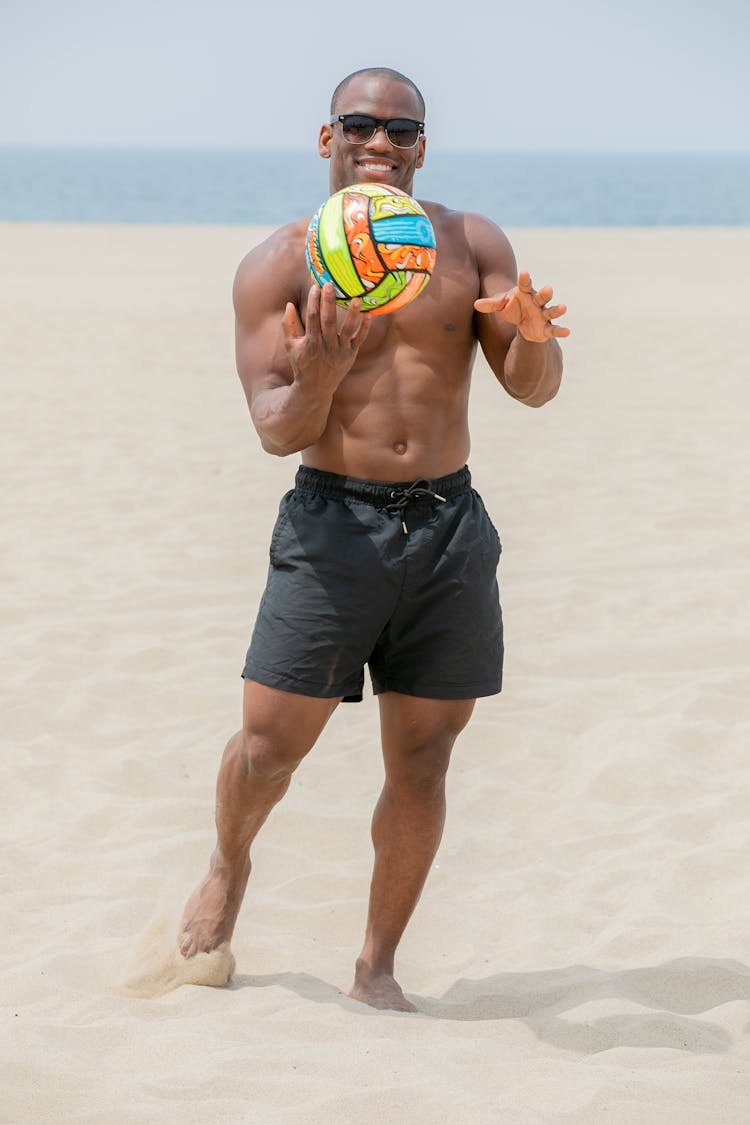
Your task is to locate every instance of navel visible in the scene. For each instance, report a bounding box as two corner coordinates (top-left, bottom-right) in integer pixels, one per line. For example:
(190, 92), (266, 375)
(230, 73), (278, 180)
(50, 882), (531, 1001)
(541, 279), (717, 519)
(393, 441), (407, 456)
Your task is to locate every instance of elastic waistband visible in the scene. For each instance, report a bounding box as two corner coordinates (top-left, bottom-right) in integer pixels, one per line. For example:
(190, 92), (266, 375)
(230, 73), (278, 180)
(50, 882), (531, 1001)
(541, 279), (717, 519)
(294, 465), (472, 505)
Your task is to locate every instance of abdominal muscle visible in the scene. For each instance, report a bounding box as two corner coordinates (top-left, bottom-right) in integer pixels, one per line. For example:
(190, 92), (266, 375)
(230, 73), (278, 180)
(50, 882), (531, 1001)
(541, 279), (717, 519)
(301, 347), (474, 482)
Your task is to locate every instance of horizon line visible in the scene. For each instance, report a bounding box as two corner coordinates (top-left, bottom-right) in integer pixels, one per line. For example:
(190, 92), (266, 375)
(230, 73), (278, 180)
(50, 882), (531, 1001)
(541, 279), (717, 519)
(1, 143), (749, 159)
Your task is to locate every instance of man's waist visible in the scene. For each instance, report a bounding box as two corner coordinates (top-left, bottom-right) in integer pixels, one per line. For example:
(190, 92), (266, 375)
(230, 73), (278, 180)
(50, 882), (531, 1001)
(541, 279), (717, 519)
(294, 464), (472, 505)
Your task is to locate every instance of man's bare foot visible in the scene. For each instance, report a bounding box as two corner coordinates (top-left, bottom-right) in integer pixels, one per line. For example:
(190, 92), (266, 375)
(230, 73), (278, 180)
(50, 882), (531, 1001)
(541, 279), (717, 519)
(348, 959), (418, 1012)
(178, 850), (250, 958)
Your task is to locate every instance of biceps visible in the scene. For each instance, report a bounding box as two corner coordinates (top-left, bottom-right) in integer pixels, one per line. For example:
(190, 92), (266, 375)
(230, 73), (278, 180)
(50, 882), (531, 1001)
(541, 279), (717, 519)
(477, 266), (516, 301)
(235, 313), (292, 409)
(475, 311), (515, 375)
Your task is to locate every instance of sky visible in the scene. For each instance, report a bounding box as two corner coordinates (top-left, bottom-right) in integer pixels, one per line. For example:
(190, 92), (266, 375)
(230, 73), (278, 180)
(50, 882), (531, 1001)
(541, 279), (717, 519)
(1, 0), (748, 153)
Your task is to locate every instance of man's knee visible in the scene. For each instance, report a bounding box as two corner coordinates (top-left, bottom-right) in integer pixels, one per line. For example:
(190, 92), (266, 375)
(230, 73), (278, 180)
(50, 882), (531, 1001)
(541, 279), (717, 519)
(385, 732), (456, 794)
(236, 681), (339, 782)
(380, 695), (475, 791)
(238, 730), (305, 783)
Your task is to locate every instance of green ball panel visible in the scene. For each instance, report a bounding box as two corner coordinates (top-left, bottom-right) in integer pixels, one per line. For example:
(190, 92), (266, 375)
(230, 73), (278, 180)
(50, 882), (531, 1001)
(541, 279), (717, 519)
(318, 196), (365, 298)
(358, 271), (409, 311)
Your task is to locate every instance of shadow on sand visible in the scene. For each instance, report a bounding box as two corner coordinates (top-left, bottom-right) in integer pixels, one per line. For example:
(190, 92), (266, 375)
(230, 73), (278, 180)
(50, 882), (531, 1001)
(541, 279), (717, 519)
(229, 956), (750, 1053)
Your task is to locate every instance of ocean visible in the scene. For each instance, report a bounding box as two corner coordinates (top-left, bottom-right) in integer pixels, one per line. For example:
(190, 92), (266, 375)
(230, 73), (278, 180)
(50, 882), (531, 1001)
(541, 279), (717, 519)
(0, 148), (748, 226)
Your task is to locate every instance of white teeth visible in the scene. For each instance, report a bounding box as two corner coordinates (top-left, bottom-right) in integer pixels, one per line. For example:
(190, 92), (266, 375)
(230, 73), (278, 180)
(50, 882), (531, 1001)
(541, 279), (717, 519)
(361, 163), (392, 170)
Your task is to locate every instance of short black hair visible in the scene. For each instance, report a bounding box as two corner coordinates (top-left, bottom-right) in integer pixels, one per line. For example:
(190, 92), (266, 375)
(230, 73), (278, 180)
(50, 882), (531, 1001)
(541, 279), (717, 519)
(330, 68), (426, 120)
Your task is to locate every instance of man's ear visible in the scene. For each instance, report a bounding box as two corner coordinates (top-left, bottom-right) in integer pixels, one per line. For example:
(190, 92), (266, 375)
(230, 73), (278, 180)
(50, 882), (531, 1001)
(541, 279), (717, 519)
(415, 136), (426, 170)
(318, 124), (333, 159)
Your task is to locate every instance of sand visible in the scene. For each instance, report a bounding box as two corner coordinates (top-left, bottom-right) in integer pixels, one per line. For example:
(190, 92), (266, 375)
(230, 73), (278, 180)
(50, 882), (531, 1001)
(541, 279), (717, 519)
(1, 221), (749, 1123)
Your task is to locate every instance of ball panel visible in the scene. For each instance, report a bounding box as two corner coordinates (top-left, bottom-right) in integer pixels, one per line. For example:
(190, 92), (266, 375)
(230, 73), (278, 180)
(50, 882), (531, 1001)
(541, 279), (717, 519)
(369, 192), (425, 222)
(377, 242), (437, 273)
(356, 183), (409, 202)
(364, 272), (430, 316)
(342, 192), (386, 291)
(306, 210), (336, 289)
(318, 195), (365, 298)
(358, 270), (408, 312)
(371, 213), (436, 247)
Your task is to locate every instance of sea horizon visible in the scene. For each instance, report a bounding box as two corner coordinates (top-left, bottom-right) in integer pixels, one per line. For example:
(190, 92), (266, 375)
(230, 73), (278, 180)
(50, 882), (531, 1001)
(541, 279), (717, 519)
(1, 146), (748, 227)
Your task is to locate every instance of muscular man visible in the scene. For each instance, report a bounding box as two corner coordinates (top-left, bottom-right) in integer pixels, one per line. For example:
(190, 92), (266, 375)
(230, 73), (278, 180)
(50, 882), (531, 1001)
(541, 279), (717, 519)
(178, 67), (569, 1012)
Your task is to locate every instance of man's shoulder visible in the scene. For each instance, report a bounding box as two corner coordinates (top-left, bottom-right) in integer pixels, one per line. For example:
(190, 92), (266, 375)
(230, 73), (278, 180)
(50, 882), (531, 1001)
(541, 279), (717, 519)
(418, 199), (462, 228)
(417, 201), (514, 267)
(419, 200), (509, 241)
(236, 216), (310, 272)
(234, 216), (311, 298)
(266, 215), (312, 248)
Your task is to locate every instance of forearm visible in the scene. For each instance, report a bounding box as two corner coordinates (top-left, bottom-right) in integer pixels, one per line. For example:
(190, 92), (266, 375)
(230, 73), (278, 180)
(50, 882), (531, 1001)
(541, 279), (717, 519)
(503, 333), (563, 407)
(251, 376), (336, 455)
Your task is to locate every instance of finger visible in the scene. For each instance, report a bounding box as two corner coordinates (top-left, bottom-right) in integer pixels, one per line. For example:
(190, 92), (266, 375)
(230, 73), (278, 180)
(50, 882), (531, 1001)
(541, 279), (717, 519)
(517, 270), (533, 293)
(474, 294), (511, 314)
(305, 284), (322, 341)
(319, 283), (340, 339)
(544, 303), (567, 320)
(350, 304), (371, 348)
(340, 297), (366, 341)
(282, 300), (304, 341)
(534, 284), (554, 307)
(550, 325), (571, 338)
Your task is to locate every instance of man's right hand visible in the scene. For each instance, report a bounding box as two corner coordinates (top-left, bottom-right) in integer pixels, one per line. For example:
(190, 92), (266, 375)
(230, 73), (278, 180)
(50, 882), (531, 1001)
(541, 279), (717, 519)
(282, 283), (370, 391)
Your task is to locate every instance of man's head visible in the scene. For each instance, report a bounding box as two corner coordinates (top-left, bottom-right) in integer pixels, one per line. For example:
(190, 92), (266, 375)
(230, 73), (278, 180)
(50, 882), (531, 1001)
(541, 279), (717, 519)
(319, 68), (426, 196)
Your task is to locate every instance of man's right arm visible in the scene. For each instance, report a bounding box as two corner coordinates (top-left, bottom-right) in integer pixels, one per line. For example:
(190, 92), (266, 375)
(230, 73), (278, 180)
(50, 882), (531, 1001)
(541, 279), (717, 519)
(233, 231), (369, 456)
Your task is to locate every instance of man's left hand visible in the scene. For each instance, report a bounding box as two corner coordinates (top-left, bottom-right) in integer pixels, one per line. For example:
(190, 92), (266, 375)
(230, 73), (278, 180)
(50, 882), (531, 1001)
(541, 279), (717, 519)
(474, 271), (570, 342)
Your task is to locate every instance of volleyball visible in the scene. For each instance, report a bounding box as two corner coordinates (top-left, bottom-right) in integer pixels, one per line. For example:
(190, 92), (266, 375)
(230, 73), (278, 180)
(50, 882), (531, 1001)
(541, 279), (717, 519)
(305, 183), (436, 316)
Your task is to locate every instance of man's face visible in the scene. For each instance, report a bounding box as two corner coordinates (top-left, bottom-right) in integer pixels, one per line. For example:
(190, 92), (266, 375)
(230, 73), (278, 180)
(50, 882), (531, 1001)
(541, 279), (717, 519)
(318, 74), (426, 196)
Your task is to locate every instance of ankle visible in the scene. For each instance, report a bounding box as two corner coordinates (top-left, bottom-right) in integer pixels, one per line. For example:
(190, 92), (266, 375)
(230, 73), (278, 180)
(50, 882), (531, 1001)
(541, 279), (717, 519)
(210, 846), (251, 877)
(355, 953), (395, 980)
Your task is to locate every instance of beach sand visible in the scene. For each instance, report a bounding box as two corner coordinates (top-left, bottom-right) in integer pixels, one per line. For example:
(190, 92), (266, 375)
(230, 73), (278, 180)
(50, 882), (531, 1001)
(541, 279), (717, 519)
(1, 222), (749, 1123)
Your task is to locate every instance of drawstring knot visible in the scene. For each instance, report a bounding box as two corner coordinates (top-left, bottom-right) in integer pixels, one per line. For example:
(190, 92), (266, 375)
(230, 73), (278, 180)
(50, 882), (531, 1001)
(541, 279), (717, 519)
(383, 479), (447, 534)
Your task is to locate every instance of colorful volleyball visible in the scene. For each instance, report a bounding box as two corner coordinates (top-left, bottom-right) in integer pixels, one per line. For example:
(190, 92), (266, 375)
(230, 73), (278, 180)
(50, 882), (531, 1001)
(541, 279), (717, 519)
(305, 183), (436, 316)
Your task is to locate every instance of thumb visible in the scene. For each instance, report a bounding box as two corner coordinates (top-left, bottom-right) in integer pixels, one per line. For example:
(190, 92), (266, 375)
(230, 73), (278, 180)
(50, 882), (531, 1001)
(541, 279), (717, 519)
(474, 294), (511, 314)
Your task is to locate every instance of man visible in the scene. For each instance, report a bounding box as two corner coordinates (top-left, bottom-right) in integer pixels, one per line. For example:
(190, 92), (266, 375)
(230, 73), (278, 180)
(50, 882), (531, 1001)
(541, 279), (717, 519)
(178, 67), (569, 1012)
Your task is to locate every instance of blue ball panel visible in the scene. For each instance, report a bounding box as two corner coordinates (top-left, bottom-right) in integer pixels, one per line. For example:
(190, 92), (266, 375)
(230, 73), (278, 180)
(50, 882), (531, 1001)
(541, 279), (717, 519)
(370, 214), (436, 247)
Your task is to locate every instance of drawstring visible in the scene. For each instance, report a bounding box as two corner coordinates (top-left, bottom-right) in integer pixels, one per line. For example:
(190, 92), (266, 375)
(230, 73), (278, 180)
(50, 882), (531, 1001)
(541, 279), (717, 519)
(383, 479), (447, 534)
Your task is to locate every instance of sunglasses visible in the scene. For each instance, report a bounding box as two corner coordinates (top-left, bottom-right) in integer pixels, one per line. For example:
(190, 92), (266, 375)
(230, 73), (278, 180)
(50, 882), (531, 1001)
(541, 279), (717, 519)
(330, 114), (425, 150)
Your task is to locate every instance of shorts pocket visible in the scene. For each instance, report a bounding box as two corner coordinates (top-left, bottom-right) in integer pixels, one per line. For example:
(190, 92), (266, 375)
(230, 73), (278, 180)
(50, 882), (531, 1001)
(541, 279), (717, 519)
(269, 491), (295, 567)
(473, 491), (502, 558)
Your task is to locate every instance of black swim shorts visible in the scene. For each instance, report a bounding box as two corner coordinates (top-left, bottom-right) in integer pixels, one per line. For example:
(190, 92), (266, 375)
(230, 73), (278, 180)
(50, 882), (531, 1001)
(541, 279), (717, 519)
(242, 465), (503, 702)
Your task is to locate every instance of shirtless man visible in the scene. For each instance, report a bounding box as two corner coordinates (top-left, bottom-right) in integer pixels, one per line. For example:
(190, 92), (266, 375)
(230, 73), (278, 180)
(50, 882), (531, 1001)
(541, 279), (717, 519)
(178, 67), (569, 1012)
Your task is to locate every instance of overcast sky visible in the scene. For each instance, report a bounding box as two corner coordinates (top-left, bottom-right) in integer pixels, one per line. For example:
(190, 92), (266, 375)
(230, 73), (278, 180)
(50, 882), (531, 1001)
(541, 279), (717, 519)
(1, 0), (748, 153)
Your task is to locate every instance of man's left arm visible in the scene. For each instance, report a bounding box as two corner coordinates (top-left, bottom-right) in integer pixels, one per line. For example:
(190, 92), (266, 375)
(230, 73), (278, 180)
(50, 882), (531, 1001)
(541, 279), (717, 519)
(468, 215), (569, 408)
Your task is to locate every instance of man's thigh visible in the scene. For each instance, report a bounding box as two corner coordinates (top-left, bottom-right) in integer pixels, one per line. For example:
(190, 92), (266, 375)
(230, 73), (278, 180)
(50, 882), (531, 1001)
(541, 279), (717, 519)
(242, 679), (340, 758)
(378, 692), (476, 771)
(369, 489), (503, 701)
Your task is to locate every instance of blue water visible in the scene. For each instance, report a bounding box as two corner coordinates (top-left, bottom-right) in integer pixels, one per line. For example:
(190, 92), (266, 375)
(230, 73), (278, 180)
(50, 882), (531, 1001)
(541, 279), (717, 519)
(1, 147), (748, 226)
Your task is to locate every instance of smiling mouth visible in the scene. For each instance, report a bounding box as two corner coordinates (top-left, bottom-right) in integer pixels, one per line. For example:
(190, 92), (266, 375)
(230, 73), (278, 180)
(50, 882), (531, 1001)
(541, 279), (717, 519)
(356, 160), (396, 174)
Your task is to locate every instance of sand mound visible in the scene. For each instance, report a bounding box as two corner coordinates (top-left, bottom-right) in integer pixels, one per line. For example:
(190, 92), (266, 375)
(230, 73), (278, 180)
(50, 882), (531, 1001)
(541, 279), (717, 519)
(118, 916), (235, 998)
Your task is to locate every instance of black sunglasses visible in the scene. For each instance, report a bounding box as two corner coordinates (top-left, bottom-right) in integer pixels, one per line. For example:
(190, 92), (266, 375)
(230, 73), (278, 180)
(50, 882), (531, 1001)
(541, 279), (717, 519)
(330, 114), (424, 150)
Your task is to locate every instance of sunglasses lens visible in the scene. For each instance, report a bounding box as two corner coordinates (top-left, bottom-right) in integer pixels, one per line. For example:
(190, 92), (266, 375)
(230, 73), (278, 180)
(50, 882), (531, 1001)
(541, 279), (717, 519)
(340, 115), (377, 143)
(337, 115), (422, 148)
(386, 120), (420, 148)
